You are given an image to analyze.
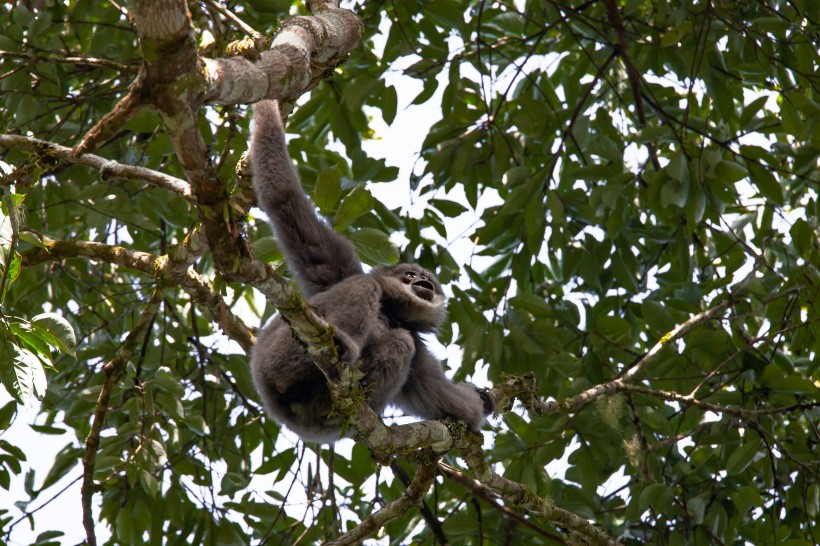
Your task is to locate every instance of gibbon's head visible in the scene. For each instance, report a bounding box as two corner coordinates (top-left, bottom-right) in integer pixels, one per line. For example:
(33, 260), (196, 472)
(373, 264), (446, 333)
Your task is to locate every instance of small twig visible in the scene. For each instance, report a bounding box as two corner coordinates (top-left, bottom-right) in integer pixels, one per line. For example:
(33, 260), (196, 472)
(0, 50), (134, 72)
(202, 0), (266, 50)
(648, 420), (733, 452)
(20, 232), (254, 351)
(707, 220), (781, 278)
(619, 384), (820, 418)
(618, 298), (733, 383)
(6, 475), (83, 537)
(601, 0), (661, 170)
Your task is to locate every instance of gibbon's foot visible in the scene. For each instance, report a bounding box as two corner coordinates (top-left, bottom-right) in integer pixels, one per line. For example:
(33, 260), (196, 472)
(476, 387), (496, 415)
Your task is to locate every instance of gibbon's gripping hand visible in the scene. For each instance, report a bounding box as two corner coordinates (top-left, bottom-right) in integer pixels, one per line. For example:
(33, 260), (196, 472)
(476, 387), (496, 415)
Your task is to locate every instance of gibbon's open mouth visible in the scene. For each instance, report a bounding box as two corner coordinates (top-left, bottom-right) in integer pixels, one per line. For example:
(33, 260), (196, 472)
(411, 280), (435, 302)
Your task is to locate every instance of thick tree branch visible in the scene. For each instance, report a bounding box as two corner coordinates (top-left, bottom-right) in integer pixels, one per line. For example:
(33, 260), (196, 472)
(0, 134), (193, 199)
(285, 295), (621, 545)
(126, 0), (363, 291)
(203, 1), (363, 105)
(494, 296), (817, 421)
(131, 0), (240, 280)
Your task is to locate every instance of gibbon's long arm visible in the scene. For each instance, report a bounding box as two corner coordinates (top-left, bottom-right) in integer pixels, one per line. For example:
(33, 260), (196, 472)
(396, 341), (488, 431)
(251, 100), (363, 297)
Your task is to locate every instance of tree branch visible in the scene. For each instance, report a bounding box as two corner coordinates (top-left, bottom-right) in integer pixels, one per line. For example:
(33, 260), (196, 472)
(502, 298), (735, 416)
(324, 458), (438, 546)
(202, 0), (266, 51)
(203, 1), (364, 105)
(439, 463), (563, 543)
(0, 50), (136, 72)
(456, 435), (623, 546)
(73, 74), (146, 156)
(392, 461), (450, 545)
(81, 288), (164, 546)
(0, 134), (193, 199)
(601, 0), (661, 170)
(20, 232), (254, 351)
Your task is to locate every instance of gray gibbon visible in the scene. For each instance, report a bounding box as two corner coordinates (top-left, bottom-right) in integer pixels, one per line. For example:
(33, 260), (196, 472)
(249, 99), (494, 443)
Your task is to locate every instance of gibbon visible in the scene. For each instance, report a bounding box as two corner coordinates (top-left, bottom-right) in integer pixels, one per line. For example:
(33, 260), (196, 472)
(249, 100), (493, 443)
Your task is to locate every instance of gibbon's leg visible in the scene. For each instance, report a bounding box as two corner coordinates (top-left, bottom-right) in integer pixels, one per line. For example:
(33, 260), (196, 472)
(396, 346), (489, 431)
(358, 328), (416, 413)
(250, 100), (363, 297)
(310, 274), (383, 364)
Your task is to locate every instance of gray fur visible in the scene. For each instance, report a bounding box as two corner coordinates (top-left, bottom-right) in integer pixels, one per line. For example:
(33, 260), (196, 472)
(249, 99), (493, 443)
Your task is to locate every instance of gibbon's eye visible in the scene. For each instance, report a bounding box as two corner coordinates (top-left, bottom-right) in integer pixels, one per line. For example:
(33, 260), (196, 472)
(404, 271), (416, 279)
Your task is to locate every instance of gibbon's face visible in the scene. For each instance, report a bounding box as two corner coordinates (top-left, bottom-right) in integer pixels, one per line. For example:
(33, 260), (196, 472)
(373, 264), (446, 332)
(401, 268), (437, 302)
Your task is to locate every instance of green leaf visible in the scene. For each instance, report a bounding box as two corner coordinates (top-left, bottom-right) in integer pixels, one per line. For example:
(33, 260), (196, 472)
(808, 483), (819, 519)
(333, 185), (373, 230)
(687, 495), (706, 524)
(347, 228), (399, 265)
(2, 251), (22, 296)
(411, 78), (439, 106)
(639, 483), (669, 512)
(381, 84), (398, 125)
(726, 437), (760, 475)
(0, 400), (15, 429)
(10, 322), (51, 363)
(789, 218), (813, 256)
(668, 152), (689, 183)
(15, 94), (38, 127)
(18, 231), (47, 250)
(252, 236), (281, 263)
(0, 342), (37, 404)
(31, 313), (77, 357)
(713, 159), (748, 183)
(313, 167), (343, 214)
(430, 199), (468, 218)
(139, 470), (160, 498)
(30, 353), (47, 399)
(509, 294), (551, 317)
(747, 163), (783, 205)
(508, 329), (545, 356)
(524, 197), (547, 255)
(29, 424), (66, 435)
(641, 300), (676, 334)
(0, 210), (12, 267)
(661, 179), (688, 209)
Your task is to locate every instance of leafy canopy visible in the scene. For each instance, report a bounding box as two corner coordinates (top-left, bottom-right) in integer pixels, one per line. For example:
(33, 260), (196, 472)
(0, 0), (818, 545)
